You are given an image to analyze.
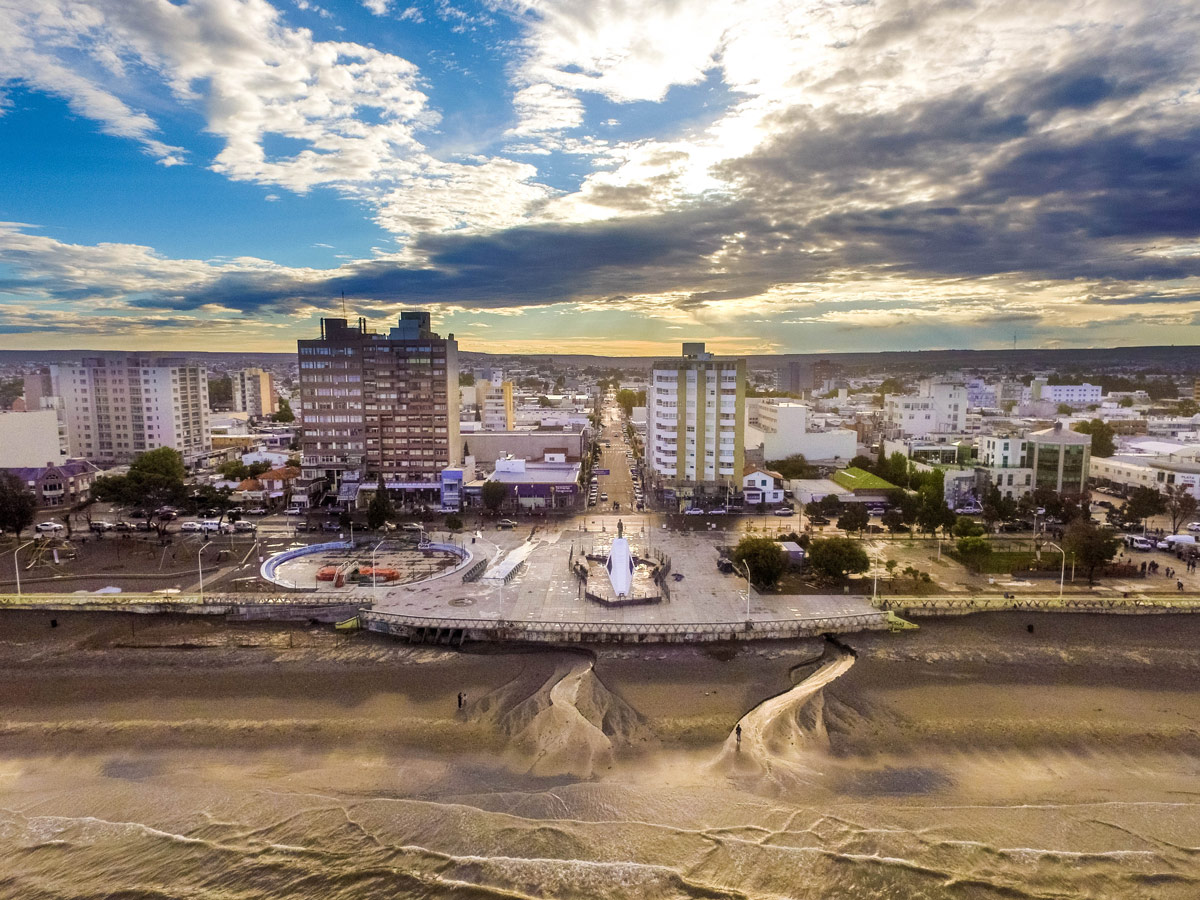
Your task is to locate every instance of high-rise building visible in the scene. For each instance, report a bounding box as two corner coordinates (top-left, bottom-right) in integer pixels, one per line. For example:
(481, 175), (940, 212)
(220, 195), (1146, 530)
(481, 380), (515, 431)
(297, 312), (459, 504)
(232, 367), (277, 418)
(54, 356), (210, 464)
(646, 343), (745, 499)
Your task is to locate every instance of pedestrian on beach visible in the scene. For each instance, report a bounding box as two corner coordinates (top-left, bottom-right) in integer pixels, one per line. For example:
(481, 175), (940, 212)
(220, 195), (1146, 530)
(735, 723), (742, 749)
(457, 691), (465, 710)
(1178, 580), (1184, 592)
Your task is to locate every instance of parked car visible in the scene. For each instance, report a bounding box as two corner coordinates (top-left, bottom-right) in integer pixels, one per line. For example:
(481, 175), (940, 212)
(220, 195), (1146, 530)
(180, 521), (203, 532)
(954, 505), (983, 515)
(1125, 535), (1155, 551)
(808, 515), (831, 526)
(400, 523), (424, 532)
(321, 521), (341, 532)
(35, 521), (64, 533)
(201, 520), (234, 534)
(113, 521), (133, 532)
(246, 507), (269, 516)
(1187, 522), (1200, 533)
(774, 507), (794, 517)
(600, 493), (609, 501)
(867, 507), (886, 517)
(285, 507), (303, 516)
(89, 521), (114, 532)
(497, 519), (519, 529)
(135, 521), (154, 532)
(684, 507), (706, 515)
(708, 506), (727, 515)
(234, 521), (257, 532)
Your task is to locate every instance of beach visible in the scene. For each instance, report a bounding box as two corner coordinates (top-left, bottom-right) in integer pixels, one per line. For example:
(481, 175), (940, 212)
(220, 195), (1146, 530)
(1, 610), (1198, 898)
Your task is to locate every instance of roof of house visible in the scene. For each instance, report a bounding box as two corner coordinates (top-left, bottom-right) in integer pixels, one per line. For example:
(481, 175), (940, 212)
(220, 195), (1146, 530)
(257, 466), (301, 481)
(0, 459), (100, 482)
(236, 478), (265, 491)
(743, 464), (784, 480)
(831, 467), (897, 492)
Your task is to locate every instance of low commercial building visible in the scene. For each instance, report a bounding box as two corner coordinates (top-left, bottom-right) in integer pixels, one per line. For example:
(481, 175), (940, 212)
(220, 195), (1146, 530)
(1028, 421), (1091, 494)
(742, 466), (786, 505)
(465, 456), (582, 511)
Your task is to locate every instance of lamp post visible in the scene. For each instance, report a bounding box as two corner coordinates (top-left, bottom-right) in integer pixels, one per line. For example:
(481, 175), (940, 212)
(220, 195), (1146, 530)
(370, 538), (385, 601)
(1043, 540), (1066, 597)
(197, 539), (212, 601)
(740, 559), (752, 619)
(12, 539), (35, 596)
(872, 547), (881, 601)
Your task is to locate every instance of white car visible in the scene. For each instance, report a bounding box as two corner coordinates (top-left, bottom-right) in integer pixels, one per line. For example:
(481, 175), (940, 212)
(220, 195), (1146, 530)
(285, 507), (303, 516)
(1187, 522), (1200, 533)
(180, 521), (203, 532)
(35, 521), (64, 533)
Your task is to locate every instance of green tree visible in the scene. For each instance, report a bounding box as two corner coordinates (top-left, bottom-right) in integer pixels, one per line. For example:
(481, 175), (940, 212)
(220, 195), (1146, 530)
(1119, 396), (1134, 408)
(1056, 402), (1073, 415)
(0, 473), (37, 538)
(1072, 419), (1116, 458)
(732, 536), (789, 588)
(614, 388), (646, 417)
(1124, 486), (1167, 524)
(952, 515), (985, 538)
(916, 481), (956, 534)
(1163, 482), (1199, 533)
(93, 447), (188, 512)
(954, 535), (993, 567)
(1063, 520), (1120, 585)
(367, 475), (395, 530)
(481, 479), (509, 514)
(837, 504), (870, 534)
(807, 537), (870, 580)
(272, 397), (295, 423)
(445, 514), (463, 531)
(881, 509), (907, 534)
(768, 454), (818, 479)
(458, 372), (475, 387)
(1177, 399), (1199, 416)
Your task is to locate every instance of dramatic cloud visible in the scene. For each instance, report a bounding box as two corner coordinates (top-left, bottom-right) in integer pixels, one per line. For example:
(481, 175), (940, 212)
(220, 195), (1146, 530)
(2, 0), (1200, 351)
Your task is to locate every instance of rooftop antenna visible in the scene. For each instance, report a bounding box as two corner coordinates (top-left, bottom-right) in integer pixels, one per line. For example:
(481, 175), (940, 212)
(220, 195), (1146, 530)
(1012, 332), (1017, 351)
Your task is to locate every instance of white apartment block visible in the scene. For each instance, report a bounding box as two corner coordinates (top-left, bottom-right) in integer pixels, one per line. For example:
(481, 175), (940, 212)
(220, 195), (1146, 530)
(1024, 380), (1103, 406)
(481, 380), (515, 431)
(232, 367), (277, 418)
(54, 356), (210, 464)
(0, 409), (67, 467)
(745, 399), (856, 462)
(647, 343), (745, 490)
(975, 434), (1034, 500)
(884, 380), (967, 437)
(1091, 448), (1200, 499)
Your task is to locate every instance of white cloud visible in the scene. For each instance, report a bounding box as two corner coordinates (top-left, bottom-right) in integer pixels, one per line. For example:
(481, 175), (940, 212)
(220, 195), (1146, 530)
(362, 0), (390, 15)
(398, 6), (424, 23)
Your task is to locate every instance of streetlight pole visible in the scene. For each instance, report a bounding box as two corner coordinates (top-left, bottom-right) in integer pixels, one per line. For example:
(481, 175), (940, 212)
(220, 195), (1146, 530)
(371, 538), (385, 601)
(12, 539), (35, 596)
(740, 559), (752, 619)
(872, 548), (880, 601)
(197, 539), (212, 601)
(1044, 540), (1066, 597)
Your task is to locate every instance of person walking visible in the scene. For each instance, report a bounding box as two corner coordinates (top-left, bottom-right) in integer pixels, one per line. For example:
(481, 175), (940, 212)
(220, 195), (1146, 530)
(457, 691), (465, 710)
(735, 723), (742, 749)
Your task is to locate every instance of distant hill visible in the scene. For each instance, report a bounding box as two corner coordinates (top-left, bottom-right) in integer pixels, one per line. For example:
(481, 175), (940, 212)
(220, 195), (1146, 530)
(1, 345), (1197, 373)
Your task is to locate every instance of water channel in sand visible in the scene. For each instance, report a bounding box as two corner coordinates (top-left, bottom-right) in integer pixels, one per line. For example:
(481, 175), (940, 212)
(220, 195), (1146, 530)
(1, 610), (1199, 898)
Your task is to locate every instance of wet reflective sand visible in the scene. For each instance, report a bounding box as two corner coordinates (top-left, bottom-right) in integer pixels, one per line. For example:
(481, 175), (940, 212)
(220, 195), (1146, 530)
(2, 611), (1198, 898)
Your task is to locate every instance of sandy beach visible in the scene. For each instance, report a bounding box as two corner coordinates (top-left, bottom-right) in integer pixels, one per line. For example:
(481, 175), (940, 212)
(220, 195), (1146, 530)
(1, 610), (1198, 898)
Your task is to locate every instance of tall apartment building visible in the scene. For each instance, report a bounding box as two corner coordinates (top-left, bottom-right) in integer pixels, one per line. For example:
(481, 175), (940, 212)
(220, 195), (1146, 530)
(232, 367), (277, 418)
(297, 312), (459, 504)
(646, 343), (745, 498)
(481, 380), (515, 431)
(54, 357), (210, 464)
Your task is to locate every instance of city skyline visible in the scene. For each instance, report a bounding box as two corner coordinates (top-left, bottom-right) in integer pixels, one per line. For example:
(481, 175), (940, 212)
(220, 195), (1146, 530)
(3, 0), (1200, 355)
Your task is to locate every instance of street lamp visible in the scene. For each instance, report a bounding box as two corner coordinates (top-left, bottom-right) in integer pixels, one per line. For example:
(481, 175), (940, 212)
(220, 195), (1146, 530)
(872, 547), (881, 601)
(370, 538), (385, 601)
(197, 539), (212, 601)
(1043, 540), (1066, 597)
(12, 539), (34, 596)
(740, 559), (752, 619)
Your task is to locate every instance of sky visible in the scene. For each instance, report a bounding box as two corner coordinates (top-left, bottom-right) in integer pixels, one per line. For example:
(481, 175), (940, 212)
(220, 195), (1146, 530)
(2, 0), (1200, 357)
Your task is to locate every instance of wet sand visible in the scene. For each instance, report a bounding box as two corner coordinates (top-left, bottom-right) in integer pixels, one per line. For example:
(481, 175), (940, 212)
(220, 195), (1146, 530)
(1, 611), (1199, 898)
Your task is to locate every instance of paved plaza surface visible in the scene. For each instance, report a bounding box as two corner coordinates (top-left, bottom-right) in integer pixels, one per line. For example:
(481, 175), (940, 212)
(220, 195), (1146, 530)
(373, 517), (877, 627)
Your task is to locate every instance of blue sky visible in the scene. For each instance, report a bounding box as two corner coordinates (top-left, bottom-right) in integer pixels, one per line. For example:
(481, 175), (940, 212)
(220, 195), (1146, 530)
(2, 0), (1200, 355)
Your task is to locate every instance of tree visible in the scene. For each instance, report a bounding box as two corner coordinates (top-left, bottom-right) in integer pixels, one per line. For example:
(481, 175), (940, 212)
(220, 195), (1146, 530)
(952, 515), (985, 538)
(916, 481), (956, 534)
(849, 454), (875, 472)
(1063, 520), (1120, 585)
(458, 372), (475, 387)
(93, 447), (188, 512)
(837, 504), (869, 535)
(807, 537), (869, 580)
(955, 535), (993, 567)
(768, 454), (818, 479)
(1163, 482), (1199, 533)
(445, 514), (463, 531)
(732, 536), (789, 588)
(1056, 402), (1073, 415)
(272, 397), (295, 423)
(1072, 419), (1116, 458)
(0, 473), (37, 538)
(891, 490), (920, 528)
(1177, 399), (1199, 417)
(1124, 486), (1167, 524)
(367, 475), (394, 530)
(881, 509), (907, 534)
(614, 388), (646, 417)
(481, 479), (508, 514)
